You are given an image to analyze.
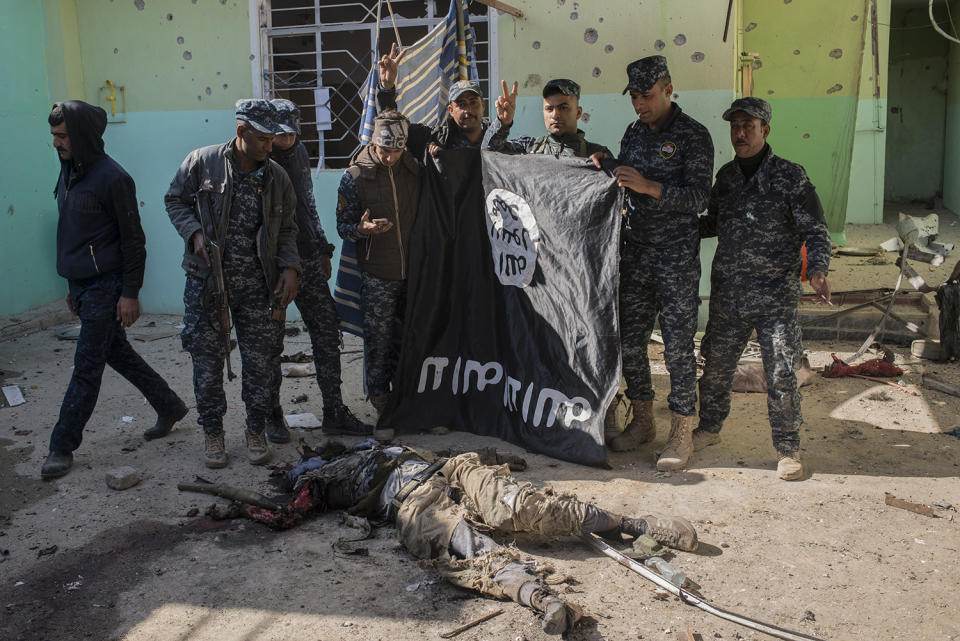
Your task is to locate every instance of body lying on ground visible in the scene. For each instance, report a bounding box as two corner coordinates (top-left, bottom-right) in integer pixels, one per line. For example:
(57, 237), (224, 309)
(224, 440), (698, 636)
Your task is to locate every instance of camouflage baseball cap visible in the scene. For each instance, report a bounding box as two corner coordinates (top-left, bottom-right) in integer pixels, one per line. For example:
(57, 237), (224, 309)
(235, 98), (282, 134)
(622, 55), (670, 94)
(543, 78), (580, 99)
(722, 97), (772, 124)
(270, 98), (301, 135)
(449, 79), (482, 102)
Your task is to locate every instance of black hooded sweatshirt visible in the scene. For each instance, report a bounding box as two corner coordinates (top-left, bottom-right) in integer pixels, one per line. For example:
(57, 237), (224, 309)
(54, 100), (146, 298)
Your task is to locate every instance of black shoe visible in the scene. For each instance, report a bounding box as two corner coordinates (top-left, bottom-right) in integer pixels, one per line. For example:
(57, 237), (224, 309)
(322, 404), (373, 436)
(41, 452), (73, 479)
(143, 399), (189, 441)
(266, 406), (291, 444)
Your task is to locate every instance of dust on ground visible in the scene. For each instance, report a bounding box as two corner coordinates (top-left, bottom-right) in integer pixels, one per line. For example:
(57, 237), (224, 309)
(1, 213), (959, 641)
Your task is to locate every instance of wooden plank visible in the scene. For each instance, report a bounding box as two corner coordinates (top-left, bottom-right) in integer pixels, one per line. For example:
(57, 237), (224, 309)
(473, 0), (524, 19)
(884, 493), (936, 518)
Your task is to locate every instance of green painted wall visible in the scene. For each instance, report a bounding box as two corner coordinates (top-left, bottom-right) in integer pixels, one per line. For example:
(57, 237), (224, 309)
(885, 5), (949, 201)
(943, 0), (960, 213)
(743, 0), (870, 243)
(0, 2), (65, 315)
(494, 0), (738, 303)
(66, 0), (253, 314)
(845, 0), (889, 224)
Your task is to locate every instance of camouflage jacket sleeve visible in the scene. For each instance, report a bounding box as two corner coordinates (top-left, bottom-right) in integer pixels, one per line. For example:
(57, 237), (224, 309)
(336, 171), (364, 242)
(274, 168), (302, 276)
(792, 180), (831, 276)
(293, 143), (331, 253)
(482, 119), (533, 153)
(699, 180), (721, 239)
(655, 126), (714, 214)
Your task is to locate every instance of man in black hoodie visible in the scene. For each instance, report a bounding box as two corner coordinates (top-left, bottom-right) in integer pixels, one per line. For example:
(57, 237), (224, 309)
(43, 100), (187, 479)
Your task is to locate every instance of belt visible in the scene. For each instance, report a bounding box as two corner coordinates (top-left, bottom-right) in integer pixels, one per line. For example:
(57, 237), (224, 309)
(389, 457), (448, 519)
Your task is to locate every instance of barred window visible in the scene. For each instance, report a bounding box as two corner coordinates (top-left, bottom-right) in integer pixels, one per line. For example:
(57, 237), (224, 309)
(256, 0), (496, 169)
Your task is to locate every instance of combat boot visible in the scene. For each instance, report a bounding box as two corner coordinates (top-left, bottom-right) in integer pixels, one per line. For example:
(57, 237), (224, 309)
(40, 451), (73, 479)
(322, 404), (373, 437)
(266, 406), (291, 444)
(203, 433), (228, 469)
(529, 588), (580, 636)
(143, 399), (189, 441)
(609, 399), (655, 451)
(245, 429), (272, 465)
(692, 427), (721, 451)
(777, 450), (805, 481)
(620, 514), (698, 552)
(656, 412), (694, 471)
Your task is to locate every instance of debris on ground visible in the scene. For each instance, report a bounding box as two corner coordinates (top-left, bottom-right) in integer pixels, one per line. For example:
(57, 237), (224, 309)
(291, 393), (310, 403)
(37, 545), (58, 558)
(922, 373), (960, 398)
(884, 493), (936, 518)
(439, 608), (504, 639)
(105, 467), (141, 491)
(733, 356), (815, 393)
(281, 350), (313, 363)
(282, 363), (315, 377)
(284, 326), (300, 337)
(1, 385), (25, 407)
(932, 500), (955, 511)
(285, 413), (321, 429)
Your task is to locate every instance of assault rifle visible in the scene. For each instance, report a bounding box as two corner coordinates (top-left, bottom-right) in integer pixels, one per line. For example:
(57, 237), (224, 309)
(195, 191), (236, 380)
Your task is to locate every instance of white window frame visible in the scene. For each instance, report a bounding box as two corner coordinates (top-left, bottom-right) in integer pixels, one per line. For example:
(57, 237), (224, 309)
(249, 0), (499, 169)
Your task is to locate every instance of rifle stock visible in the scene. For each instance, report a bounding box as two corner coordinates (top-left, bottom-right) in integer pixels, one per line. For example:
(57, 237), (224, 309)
(195, 192), (236, 381)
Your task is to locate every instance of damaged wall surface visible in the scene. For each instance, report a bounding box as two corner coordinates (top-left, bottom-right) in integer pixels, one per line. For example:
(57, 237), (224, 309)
(943, 0), (960, 213)
(743, 0), (871, 244)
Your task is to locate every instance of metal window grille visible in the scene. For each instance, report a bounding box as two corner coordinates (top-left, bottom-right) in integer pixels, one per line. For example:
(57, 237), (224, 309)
(257, 0), (495, 169)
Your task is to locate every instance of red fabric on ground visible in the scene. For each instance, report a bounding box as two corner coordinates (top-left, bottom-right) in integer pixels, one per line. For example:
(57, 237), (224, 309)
(821, 353), (904, 378)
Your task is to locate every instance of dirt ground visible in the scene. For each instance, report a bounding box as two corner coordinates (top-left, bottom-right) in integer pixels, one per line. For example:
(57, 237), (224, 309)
(2, 215), (959, 641)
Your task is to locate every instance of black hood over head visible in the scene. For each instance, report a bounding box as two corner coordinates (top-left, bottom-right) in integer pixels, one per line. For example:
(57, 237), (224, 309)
(55, 100), (108, 177)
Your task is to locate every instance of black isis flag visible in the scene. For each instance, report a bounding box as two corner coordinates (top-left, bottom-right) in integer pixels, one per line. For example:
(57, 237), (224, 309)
(380, 149), (622, 466)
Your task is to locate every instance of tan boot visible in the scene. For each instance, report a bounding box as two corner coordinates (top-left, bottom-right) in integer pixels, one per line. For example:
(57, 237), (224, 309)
(244, 430), (272, 465)
(692, 427), (721, 451)
(777, 451), (805, 481)
(609, 400), (655, 451)
(203, 433), (228, 469)
(621, 514), (699, 552)
(656, 413), (694, 471)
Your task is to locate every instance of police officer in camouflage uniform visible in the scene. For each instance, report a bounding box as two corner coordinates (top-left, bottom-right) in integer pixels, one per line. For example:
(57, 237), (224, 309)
(268, 99), (370, 442)
(336, 111), (420, 441)
(166, 100), (300, 469)
(484, 78), (611, 158)
(693, 98), (831, 481)
(591, 57), (714, 470)
(41, 101), (188, 479)
(376, 43), (507, 159)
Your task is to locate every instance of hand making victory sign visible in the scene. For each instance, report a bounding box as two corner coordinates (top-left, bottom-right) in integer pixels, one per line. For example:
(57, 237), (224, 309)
(495, 80), (518, 126)
(378, 42), (406, 90)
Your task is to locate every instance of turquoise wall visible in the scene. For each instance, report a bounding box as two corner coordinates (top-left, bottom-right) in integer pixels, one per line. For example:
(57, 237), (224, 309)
(0, 3), (66, 315)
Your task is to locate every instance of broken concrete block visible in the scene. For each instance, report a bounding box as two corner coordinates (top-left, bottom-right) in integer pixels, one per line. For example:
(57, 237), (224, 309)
(105, 466), (141, 490)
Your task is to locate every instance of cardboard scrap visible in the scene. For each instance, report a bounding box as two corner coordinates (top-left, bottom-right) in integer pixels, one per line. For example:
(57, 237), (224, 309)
(284, 412), (322, 429)
(2, 385), (26, 407)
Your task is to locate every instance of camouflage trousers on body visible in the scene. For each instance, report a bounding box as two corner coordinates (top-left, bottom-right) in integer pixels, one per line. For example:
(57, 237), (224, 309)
(360, 271), (406, 397)
(698, 305), (803, 452)
(182, 275), (282, 435)
(619, 240), (701, 416)
(271, 253), (343, 411)
(397, 453), (619, 599)
(49, 273), (182, 454)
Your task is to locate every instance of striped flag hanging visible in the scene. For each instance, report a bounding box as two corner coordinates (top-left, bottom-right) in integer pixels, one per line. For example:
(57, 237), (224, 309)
(335, 0), (478, 337)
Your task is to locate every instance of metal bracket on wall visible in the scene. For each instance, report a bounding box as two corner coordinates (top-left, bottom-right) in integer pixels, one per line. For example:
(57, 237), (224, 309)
(99, 80), (126, 123)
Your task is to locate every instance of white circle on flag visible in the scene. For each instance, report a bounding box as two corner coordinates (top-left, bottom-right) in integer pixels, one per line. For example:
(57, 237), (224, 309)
(485, 188), (540, 288)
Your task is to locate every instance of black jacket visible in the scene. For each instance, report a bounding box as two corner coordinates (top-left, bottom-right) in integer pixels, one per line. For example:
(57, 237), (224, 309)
(54, 100), (146, 297)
